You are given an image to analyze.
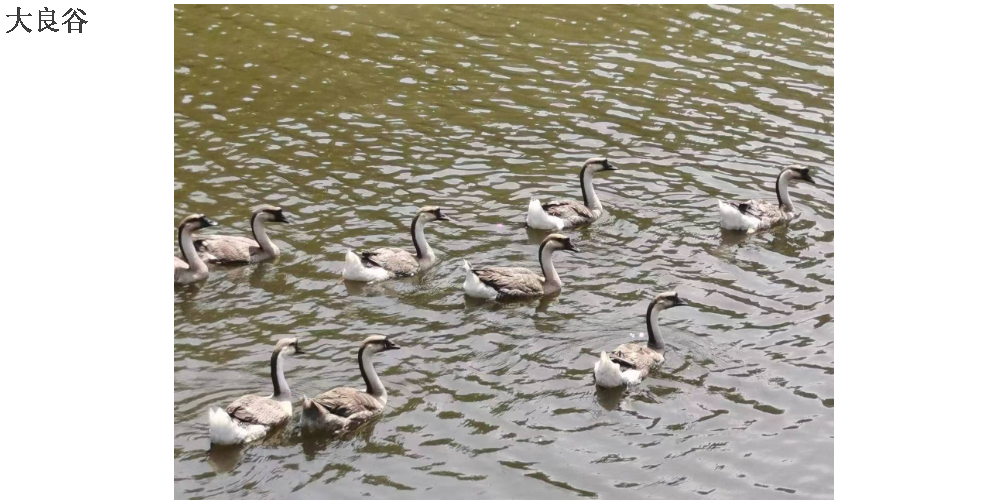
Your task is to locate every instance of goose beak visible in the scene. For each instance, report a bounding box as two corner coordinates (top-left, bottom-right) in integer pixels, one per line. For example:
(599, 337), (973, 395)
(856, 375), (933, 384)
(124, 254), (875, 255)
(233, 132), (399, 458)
(293, 341), (304, 354)
(278, 213), (292, 224)
(568, 243), (581, 253)
(385, 340), (401, 351)
(605, 163), (618, 171)
(673, 297), (688, 307)
(438, 214), (453, 222)
(804, 174), (816, 184)
(200, 217), (218, 227)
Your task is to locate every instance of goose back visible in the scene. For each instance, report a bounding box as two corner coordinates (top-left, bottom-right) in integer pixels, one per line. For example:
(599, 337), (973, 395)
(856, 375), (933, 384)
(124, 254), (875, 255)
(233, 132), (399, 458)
(224, 394), (291, 427)
(360, 247), (420, 276)
(542, 199), (598, 228)
(470, 266), (545, 298)
(194, 235), (263, 264)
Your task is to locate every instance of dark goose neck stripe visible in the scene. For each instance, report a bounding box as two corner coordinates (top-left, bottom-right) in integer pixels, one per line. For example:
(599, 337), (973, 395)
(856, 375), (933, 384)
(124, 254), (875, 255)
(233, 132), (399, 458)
(250, 210), (264, 248)
(358, 345), (374, 394)
(178, 222), (189, 263)
(411, 213), (423, 259)
(270, 347), (282, 397)
(538, 239), (550, 278)
(775, 169), (786, 207)
(579, 165), (588, 206)
(645, 298), (659, 349)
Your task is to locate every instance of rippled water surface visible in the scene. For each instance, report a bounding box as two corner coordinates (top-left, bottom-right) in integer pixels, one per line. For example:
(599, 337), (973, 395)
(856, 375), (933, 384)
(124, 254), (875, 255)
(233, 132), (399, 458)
(174, 4), (833, 499)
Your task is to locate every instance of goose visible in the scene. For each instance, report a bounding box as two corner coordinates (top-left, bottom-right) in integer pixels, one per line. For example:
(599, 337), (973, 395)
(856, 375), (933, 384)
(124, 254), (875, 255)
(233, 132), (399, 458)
(174, 214), (218, 285)
(208, 337), (302, 446)
(526, 157), (618, 231)
(194, 205), (291, 264)
(343, 206), (452, 283)
(301, 335), (401, 433)
(718, 165), (816, 234)
(593, 291), (688, 388)
(462, 233), (579, 300)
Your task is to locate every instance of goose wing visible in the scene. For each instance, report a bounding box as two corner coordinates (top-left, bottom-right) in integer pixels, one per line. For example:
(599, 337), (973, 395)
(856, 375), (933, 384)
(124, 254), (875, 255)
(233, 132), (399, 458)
(225, 394), (289, 426)
(542, 199), (595, 226)
(194, 235), (259, 264)
(360, 247), (419, 276)
(311, 387), (384, 418)
(472, 266), (545, 298)
(727, 199), (788, 222)
(612, 343), (662, 373)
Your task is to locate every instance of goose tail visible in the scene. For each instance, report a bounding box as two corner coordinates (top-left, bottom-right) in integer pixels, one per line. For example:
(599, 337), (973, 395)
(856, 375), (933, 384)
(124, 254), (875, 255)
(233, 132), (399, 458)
(593, 351), (626, 389)
(526, 198), (563, 230)
(208, 407), (245, 446)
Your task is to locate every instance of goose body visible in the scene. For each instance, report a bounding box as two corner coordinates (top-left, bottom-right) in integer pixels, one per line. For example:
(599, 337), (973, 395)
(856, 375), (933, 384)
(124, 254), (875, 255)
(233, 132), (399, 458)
(301, 335), (401, 433)
(718, 166), (816, 234)
(462, 234), (579, 300)
(593, 291), (687, 388)
(174, 214), (218, 285)
(526, 157), (618, 231)
(195, 205), (291, 264)
(208, 338), (301, 445)
(593, 351), (643, 388)
(343, 206), (452, 283)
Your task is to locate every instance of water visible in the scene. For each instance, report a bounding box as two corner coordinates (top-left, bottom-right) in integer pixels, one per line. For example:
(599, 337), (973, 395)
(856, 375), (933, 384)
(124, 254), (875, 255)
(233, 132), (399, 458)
(174, 4), (833, 499)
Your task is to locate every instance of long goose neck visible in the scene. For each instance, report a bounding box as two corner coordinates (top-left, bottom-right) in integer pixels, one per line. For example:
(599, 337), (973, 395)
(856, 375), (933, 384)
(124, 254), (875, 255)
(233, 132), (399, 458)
(358, 346), (386, 400)
(178, 225), (206, 272)
(539, 242), (561, 290)
(645, 300), (665, 351)
(580, 166), (602, 211)
(411, 214), (434, 261)
(775, 169), (796, 211)
(251, 212), (277, 254)
(270, 348), (291, 400)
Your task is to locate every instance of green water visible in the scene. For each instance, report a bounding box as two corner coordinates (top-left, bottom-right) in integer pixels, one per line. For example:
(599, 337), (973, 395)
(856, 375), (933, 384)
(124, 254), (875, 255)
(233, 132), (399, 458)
(175, 4), (833, 498)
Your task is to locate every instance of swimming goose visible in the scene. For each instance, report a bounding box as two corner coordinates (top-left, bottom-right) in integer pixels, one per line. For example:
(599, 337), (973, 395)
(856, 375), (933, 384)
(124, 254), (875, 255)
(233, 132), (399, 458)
(526, 157), (618, 231)
(593, 291), (688, 388)
(174, 214), (218, 285)
(462, 233), (580, 300)
(301, 335), (401, 433)
(194, 205), (291, 264)
(343, 206), (452, 283)
(208, 337), (301, 446)
(718, 165), (816, 234)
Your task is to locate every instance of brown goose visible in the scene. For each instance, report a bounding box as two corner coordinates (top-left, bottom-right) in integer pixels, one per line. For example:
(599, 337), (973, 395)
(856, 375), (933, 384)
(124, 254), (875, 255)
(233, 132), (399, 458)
(208, 337), (302, 445)
(593, 291), (688, 388)
(526, 157), (618, 231)
(301, 335), (401, 433)
(174, 214), (218, 285)
(194, 205), (291, 264)
(462, 234), (579, 300)
(718, 165), (816, 234)
(343, 206), (452, 283)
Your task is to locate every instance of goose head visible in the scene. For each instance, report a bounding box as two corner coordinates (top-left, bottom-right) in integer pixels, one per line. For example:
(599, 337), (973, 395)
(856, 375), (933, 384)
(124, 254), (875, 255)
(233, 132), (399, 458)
(583, 157), (618, 173)
(654, 291), (688, 309)
(253, 204), (291, 224)
(361, 335), (402, 354)
(179, 214), (218, 231)
(275, 337), (302, 355)
(543, 233), (580, 253)
(788, 165), (815, 184)
(416, 205), (452, 223)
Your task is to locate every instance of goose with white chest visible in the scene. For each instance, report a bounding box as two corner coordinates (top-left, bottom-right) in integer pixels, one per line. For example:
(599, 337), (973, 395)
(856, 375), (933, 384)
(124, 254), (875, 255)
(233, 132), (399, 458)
(594, 291), (688, 388)
(718, 165), (816, 234)
(526, 157), (618, 231)
(301, 335), (401, 433)
(462, 233), (579, 300)
(343, 206), (452, 283)
(174, 214), (218, 285)
(208, 337), (302, 445)
(194, 205), (291, 264)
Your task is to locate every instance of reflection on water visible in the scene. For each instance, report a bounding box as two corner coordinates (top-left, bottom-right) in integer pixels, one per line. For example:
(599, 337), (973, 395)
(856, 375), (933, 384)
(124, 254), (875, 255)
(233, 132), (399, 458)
(175, 3), (833, 499)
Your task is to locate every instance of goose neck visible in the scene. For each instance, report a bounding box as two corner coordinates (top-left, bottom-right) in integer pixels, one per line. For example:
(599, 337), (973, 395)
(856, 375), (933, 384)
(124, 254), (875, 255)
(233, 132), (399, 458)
(539, 241), (562, 292)
(358, 345), (387, 401)
(645, 301), (666, 351)
(411, 215), (435, 262)
(251, 212), (278, 256)
(775, 169), (796, 212)
(580, 167), (602, 211)
(270, 347), (292, 400)
(178, 225), (207, 272)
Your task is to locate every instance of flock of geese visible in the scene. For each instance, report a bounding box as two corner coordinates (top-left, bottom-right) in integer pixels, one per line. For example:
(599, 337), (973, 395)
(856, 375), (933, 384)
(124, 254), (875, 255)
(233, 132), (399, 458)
(175, 158), (818, 446)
